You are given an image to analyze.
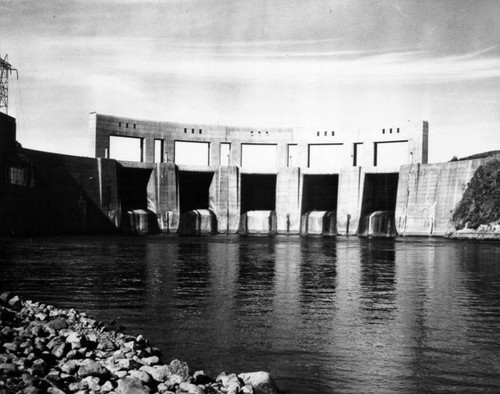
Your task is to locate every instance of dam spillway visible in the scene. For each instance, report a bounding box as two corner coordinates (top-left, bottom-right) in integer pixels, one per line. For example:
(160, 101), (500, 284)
(240, 174), (277, 213)
(178, 170), (217, 235)
(301, 174), (338, 236)
(178, 171), (214, 213)
(358, 173), (399, 237)
(118, 167), (152, 212)
(117, 166), (156, 234)
(239, 174), (277, 234)
(86, 112), (431, 236)
(5, 110), (485, 238)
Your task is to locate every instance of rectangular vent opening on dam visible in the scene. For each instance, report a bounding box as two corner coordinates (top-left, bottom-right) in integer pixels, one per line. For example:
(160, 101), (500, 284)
(175, 141), (210, 166)
(110, 136), (144, 162)
(178, 171), (215, 213)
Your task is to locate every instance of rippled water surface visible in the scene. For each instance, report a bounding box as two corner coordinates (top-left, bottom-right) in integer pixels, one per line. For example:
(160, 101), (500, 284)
(1, 235), (500, 393)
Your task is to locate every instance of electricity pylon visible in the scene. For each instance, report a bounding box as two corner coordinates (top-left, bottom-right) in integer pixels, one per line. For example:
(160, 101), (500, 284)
(0, 54), (19, 114)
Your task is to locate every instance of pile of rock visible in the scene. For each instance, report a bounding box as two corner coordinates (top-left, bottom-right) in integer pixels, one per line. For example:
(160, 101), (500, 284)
(0, 292), (280, 394)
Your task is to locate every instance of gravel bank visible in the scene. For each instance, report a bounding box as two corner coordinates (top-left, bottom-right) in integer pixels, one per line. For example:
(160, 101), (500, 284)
(0, 292), (280, 394)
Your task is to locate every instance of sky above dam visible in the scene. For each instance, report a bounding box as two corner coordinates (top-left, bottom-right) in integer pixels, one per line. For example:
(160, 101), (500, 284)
(1, 0), (500, 163)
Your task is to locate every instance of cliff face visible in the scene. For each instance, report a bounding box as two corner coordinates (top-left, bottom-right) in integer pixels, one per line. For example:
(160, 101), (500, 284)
(451, 159), (500, 230)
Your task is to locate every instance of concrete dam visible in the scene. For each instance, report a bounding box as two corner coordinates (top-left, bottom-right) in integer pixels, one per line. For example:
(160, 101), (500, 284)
(91, 113), (432, 237)
(0, 111), (485, 237)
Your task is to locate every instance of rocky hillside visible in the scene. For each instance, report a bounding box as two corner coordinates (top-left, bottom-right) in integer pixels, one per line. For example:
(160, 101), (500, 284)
(455, 150), (500, 161)
(452, 158), (500, 230)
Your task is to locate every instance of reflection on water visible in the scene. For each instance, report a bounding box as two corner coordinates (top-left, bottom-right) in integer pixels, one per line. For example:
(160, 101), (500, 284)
(359, 239), (397, 323)
(1, 235), (500, 393)
(300, 238), (337, 309)
(237, 240), (276, 318)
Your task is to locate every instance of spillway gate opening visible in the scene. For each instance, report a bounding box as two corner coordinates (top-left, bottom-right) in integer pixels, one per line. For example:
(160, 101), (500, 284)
(178, 171), (217, 235)
(301, 175), (339, 214)
(359, 173), (399, 237)
(300, 174), (339, 235)
(239, 174), (277, 234)
(118, 167), (152, 211)
(240, 174), (277, 213)
(117, 166), (156, 234)
(178, 171), (214, 213)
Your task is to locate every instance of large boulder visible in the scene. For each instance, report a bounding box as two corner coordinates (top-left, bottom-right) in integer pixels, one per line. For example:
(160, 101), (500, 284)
(0, 291), (12, 305)
(178, 382), (205, 394)
(45, 318), (68, 331)
(46, 337), (67, 359)
(116, 377), (150, 394)
(66, 331), (85, 349)
(8, 295), (22, 310)
(238, 372), (279, 394)
(129, 369), (153, 385)
(77, 358), (109, 379)
(166, 359), (189, 384)
(139, 365), (170, 382)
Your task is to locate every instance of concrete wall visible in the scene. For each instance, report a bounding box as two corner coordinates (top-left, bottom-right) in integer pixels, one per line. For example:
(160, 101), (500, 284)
(0, 113), (16, 153)
(276, 167), (301, 234)
(3, 112), (483, 237)
(155, 163), (178, 232)
(0, 113), (121, 235)
(88, 113), (433, 236)
(396, 160), (484, 236)
(337, 167), (364, 235)
(0, 145), (484, 237)
(0, 149), (120, 236)
(0, 112), (17, 184)
(92, 113), (428, 170)
(210, 166), (240, 233)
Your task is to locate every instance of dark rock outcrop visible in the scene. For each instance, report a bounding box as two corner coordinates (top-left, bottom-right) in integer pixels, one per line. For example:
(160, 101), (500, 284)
(451, 158), (500, 230)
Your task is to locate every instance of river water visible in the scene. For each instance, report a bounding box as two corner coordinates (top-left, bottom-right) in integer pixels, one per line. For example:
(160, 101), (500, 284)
(1, 235), (500, 393)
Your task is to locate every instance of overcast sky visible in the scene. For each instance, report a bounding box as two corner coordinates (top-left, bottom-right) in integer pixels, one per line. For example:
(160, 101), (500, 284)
(1, 0), (500, 162)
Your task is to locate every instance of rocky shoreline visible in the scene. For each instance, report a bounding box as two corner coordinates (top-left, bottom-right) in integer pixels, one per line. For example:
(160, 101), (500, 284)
(0, 293), (280, 394)
(445, 226), (500, 240)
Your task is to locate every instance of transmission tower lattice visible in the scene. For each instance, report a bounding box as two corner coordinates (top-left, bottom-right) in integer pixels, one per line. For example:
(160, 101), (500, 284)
(0, 54), (19, 114)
